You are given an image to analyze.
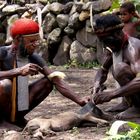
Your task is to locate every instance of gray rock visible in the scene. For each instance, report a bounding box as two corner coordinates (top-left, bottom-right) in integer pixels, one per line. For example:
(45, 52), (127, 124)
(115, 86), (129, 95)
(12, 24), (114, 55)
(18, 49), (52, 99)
(64, 25), (75, 36)
(38, 0), (48, 5)
(70, 40), (96, 63)
(83, 0), (112, 13)
(43, 13), (57, 33)
(2, 4), (27, 13)
(2, 4), (20, 12)
(68, 12), (82, 29)
(76, 27), (98, 48)
(53, 36), (72, 65)
(56, 14), (69, 28)
(49, 2), (64, 15)
(35, 39), (49, 61)
(74, 2), (84, 13)
(47, 28), (62, 45)
(63, 2), (73, 14)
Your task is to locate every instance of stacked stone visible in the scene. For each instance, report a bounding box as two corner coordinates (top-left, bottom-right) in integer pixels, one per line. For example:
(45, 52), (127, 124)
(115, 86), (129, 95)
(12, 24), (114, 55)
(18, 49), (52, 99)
(0, 0), (112, 65)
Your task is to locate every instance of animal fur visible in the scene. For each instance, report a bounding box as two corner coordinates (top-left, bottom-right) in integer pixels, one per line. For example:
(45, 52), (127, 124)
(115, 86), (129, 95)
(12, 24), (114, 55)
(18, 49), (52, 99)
(23, 108), (112, 138)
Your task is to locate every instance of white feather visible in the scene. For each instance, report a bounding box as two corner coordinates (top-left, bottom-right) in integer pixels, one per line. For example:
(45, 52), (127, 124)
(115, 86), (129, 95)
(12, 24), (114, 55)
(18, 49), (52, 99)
(48, 71), (66, 80)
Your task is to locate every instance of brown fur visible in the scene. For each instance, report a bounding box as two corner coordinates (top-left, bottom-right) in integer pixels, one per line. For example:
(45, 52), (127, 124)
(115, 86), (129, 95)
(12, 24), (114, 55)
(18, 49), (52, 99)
(23, 110), (112, 137)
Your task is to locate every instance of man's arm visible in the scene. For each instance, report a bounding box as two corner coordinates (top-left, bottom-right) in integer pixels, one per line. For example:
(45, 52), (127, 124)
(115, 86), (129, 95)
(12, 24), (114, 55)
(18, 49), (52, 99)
(111, 52), (140, 98)
(0, 68), (22, 79)
(30, 53), (89, 106)
(0, 63), (43, 80)
(111, 77), (140, 98)
(41, 66), (89, 106)
(93, 76), (140, 105)
(93, 49), (113, 94)
(94, 47), (140, 104)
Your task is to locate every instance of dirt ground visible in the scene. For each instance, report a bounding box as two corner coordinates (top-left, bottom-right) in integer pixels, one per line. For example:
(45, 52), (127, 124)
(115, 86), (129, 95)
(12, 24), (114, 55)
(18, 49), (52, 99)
(0, 67), (126, 140)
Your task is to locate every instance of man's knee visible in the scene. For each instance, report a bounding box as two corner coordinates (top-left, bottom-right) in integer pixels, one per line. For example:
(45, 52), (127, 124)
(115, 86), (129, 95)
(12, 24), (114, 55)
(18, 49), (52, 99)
(45, 79), (53, 92)
(114, 62), (133, 74)
(35, 78), (53, 93)
(113, 62), (135, 86)
(0, 79), (12, 95)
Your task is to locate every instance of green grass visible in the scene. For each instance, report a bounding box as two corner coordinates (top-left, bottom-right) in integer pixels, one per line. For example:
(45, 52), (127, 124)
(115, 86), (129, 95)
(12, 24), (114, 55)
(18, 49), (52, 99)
(63, 60), (101, 69)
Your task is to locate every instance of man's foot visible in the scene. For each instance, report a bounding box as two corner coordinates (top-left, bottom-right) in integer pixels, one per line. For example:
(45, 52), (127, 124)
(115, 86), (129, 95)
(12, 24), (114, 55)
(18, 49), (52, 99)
(115, 106), (140, 120)
(105, 101), (129, 112)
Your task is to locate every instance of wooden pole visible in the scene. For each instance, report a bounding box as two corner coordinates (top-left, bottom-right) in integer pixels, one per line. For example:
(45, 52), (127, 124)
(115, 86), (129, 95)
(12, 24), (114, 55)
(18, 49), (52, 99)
(11, 59), (17, 122)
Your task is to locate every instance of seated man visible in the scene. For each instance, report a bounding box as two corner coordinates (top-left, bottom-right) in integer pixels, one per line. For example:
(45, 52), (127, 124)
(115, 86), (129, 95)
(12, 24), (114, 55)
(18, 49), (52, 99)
(0, 18), (89, 126)
(92, 14), (140, 120)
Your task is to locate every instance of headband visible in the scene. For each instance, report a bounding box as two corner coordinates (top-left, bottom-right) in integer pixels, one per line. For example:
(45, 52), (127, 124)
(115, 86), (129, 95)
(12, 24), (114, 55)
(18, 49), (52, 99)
(94, 23), (124, 34)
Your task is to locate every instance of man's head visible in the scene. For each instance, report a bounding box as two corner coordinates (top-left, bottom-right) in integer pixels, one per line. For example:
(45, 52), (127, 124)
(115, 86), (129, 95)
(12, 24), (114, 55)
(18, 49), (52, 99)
(94, 14), (125, 52)
(10, 18), (40, 57)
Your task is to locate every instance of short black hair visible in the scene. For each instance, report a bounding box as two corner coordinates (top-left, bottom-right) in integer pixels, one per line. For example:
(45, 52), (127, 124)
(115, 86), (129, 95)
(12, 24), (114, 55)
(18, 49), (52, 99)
(94, 14), (122, 31)
(120, 2), (135, 13)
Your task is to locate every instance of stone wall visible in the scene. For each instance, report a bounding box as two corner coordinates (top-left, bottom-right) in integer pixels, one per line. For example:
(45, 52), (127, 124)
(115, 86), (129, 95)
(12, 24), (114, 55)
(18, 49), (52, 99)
(0, 0), (112, 65)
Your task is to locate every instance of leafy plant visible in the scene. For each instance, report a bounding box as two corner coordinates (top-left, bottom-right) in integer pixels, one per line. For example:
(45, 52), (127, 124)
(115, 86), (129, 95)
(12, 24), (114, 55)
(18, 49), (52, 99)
(109, 0), (140, 13)
(109, 0), (121, 12)
(131, 0), (140, 13)
(64, 59), (100, 69)
(103, 120), (140, 140)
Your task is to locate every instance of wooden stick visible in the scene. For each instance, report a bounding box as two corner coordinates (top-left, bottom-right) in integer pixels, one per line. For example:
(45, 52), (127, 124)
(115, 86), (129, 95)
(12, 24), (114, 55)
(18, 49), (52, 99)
(11, 59), (17, 122)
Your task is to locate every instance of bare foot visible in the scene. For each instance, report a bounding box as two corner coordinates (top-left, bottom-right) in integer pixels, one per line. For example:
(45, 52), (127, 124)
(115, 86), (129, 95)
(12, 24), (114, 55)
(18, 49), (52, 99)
(115, 106), (140, 120)
(105, 101), (129, 112)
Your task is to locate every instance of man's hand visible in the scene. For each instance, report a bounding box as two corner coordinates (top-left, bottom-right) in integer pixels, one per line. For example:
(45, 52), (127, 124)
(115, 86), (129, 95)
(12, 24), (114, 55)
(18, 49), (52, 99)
(79, 96), (91, 106)
(93, 91), (113, 105)
(19, 63), (42, 76)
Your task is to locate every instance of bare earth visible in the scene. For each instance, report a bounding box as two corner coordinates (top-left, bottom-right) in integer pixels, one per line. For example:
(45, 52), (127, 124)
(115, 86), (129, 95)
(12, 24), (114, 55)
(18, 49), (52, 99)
(0, 67), (125, 140)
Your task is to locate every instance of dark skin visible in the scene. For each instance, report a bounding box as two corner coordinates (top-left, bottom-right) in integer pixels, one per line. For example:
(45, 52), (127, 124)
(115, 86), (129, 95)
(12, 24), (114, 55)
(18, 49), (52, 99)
(93, 29), (140, 119)
(0, 34), (90, 126)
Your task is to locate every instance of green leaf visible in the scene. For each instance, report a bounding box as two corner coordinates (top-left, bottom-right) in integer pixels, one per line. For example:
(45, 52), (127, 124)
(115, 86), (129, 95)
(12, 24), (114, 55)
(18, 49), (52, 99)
(102, 134), (129, 140)
(109, 0), (120, 12)
(127, 122), (140, 130)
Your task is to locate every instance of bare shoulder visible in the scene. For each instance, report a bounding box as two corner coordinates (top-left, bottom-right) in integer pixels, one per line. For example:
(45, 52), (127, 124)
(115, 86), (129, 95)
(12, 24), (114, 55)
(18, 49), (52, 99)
(0, 45), (11, 60)
(128, 37), (140, 49)
(125, 37), (140, 64)
(124, 37), (140, 60)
